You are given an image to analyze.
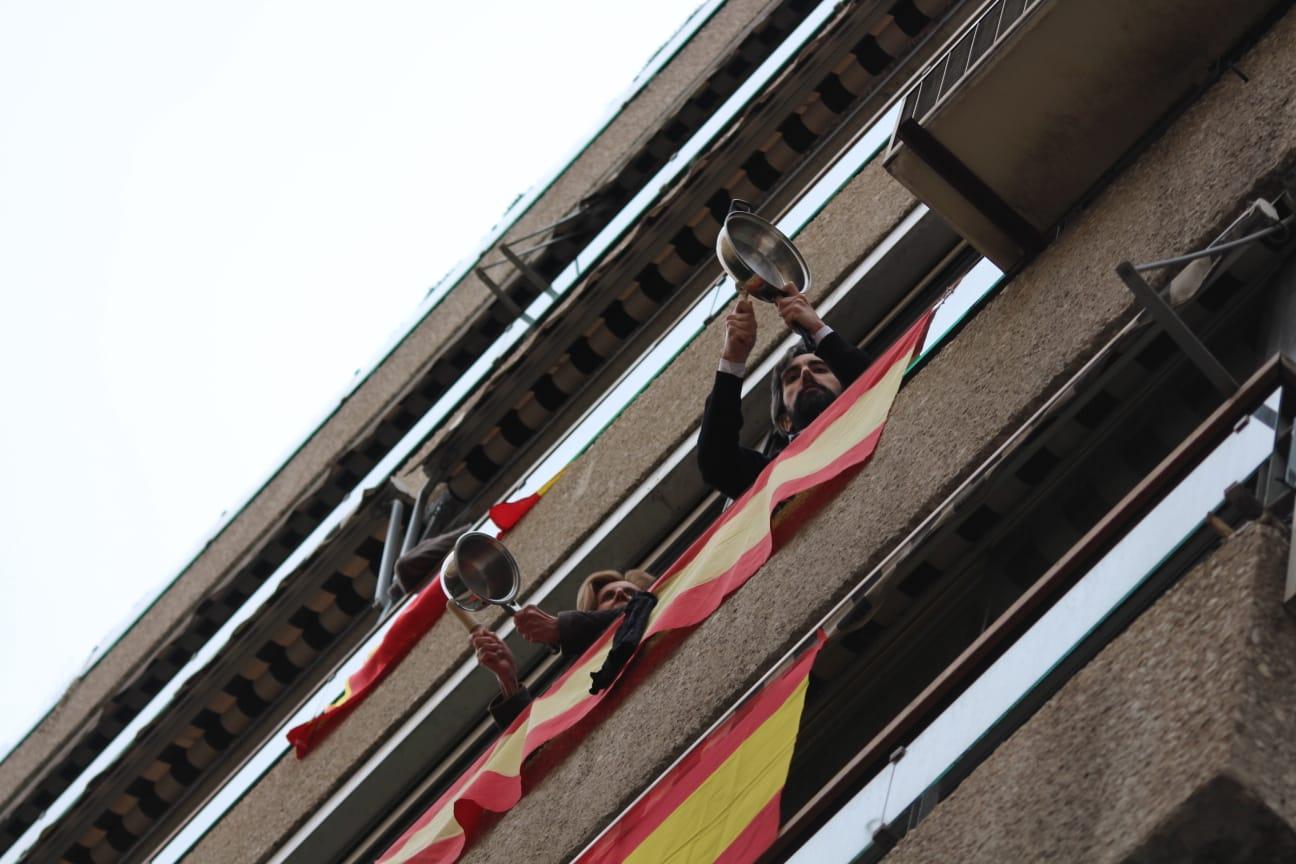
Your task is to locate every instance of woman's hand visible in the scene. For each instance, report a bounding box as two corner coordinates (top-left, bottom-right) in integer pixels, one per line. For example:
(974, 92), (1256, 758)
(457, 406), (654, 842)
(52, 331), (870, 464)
(515, 605), (560, 647)
(470, 629), (520, 697)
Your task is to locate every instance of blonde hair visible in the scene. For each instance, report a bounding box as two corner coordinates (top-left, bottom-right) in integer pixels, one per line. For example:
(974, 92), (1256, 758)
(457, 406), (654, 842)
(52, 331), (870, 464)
(575, 569), (654, 612)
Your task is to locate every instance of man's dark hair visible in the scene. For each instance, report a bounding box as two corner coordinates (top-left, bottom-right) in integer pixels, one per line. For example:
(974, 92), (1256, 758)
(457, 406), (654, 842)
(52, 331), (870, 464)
(769, 340), (816, 434)
(394, 524), (470, 595)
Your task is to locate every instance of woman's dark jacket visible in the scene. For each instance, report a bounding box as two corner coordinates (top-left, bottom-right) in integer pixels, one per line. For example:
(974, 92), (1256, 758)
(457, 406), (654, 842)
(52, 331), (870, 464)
(487, 594), (656, 729)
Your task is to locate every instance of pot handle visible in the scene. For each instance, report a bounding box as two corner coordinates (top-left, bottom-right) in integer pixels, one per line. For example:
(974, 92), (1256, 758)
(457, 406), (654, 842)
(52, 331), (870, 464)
(727, 199), (753, 216)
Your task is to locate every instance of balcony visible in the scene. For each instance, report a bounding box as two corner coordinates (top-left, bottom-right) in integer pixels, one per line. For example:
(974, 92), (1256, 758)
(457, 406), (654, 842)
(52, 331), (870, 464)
(883, 0), (1284, 270)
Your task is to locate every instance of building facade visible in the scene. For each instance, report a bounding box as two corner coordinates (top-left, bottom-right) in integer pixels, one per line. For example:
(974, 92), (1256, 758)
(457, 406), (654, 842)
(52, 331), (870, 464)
(4, 0), (1296, 862)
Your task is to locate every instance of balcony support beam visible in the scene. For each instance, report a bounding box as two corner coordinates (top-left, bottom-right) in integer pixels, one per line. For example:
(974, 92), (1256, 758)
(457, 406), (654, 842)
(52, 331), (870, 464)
(894, 118), (1044, 261)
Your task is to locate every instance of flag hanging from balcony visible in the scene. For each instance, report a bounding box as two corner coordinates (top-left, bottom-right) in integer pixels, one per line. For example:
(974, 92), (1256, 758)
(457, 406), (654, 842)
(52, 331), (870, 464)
(573, 632), (824, 864)
(376, 310), (932, 864)
(286, 585), (448, 758)
(490, 470), (565, 536)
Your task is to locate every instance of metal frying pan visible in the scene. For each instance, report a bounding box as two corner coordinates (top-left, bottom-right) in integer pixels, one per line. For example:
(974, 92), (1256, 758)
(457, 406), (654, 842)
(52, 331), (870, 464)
(439, 532), (522, 615)
(715, 200), (812, 302)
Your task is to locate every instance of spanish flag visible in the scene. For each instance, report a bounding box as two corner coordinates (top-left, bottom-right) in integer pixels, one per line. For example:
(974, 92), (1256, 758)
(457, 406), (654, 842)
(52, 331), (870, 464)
(376, 311), (932, 863)
(490, 471), (564, 536)
(286, 585), (448, 758)
(574, 634), (825, 864)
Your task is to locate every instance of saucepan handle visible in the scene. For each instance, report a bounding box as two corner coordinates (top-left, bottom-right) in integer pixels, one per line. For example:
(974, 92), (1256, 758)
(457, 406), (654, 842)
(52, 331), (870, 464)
(502, 601), (561, 654)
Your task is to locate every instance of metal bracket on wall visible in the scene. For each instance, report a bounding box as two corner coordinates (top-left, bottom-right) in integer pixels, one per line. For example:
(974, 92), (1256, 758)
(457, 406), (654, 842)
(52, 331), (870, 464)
(474, 241), (565, 327)
(499, 243), (563, 303)
(1116, 261), (1279, 430)
(374, 498), (406, 611)
(1286, 494), (1296, 615)
(475, 264), (535, 325)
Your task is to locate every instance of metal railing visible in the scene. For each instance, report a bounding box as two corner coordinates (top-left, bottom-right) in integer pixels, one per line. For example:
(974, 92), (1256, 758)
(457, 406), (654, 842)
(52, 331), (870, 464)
(772, 354), (1296, 862)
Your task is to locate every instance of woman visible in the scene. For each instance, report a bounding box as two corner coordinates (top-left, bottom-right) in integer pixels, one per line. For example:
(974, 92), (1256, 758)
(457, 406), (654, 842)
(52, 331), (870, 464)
(473, 568), (655, 729)
(514, 568), (654, 656)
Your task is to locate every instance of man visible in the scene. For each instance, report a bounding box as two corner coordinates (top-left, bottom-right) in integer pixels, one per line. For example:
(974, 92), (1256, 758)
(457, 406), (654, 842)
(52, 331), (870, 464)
(697, 284), (871, 500)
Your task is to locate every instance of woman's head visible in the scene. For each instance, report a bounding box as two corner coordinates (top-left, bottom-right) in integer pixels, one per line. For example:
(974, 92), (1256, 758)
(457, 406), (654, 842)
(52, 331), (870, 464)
(576, 569), (655, 612)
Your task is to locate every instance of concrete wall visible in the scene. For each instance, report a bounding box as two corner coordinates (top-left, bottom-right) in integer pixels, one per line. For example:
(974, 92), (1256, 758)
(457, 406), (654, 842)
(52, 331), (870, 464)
(888, 523), (1296, 864)
(0, 0), (789, 811)
(453, 9), (1296, 862)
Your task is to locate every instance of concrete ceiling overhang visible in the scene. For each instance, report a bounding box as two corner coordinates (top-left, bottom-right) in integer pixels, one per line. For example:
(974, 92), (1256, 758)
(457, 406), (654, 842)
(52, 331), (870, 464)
(17, 492), (395, 864)
(884, 0), (1287, 270)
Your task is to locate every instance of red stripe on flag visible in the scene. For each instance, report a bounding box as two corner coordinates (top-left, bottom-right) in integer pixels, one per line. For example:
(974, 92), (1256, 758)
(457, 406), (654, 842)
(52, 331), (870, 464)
(489, 493), (541, 534)
(287, 586), (449, 758)
(648, 424), (885, 635)
(574, 635), (824, 863)
(713, 794), (783, 864)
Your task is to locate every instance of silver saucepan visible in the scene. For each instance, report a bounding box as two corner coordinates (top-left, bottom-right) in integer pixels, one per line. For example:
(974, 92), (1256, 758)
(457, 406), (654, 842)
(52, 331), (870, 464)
(715, 199), (811, 302)
(440, 532), (522, 615)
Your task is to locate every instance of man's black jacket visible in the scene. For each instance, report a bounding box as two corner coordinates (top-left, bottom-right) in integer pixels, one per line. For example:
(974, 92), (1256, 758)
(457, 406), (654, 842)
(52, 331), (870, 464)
(697, 331), (872, 500)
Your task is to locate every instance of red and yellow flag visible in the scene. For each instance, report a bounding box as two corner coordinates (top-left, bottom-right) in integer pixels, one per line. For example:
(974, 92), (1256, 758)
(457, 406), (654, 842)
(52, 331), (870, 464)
(376, 311), (932, 863)
(287, 586), (448, 758)
(574, 633), (825, 864)
(490, 471), (565, 536)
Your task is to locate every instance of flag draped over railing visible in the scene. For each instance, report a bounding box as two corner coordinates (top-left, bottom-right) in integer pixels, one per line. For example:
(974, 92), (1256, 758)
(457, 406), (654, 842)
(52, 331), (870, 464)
(573, 633), (825, 864)
(287, 587), (448, 758)
(376, 310), (932, 864)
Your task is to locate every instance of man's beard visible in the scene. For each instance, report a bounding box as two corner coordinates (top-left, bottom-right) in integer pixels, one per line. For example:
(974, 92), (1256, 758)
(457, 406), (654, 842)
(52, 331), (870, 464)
(789, 385), (836, 432)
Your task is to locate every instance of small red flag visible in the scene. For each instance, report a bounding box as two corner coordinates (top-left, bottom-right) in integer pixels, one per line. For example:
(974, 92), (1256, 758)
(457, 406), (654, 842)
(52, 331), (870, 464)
(489, 471), (564, 536)
(287, 586), (448, 757)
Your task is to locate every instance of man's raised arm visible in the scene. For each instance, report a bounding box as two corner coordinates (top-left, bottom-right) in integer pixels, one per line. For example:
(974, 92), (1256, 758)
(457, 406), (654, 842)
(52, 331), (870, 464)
(775, 285), (872, 386)
(697, 294), (770, 499)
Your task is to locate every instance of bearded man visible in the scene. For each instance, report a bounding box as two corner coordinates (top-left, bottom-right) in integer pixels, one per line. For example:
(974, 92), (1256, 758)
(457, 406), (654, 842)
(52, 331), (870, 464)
(697, 284), (871, 499)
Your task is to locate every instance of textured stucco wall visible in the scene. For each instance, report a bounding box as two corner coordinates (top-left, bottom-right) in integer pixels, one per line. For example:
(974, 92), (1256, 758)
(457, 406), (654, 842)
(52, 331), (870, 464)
(887, 523), (1296, 864)
(0, 0), (790, 814)
(455, 9), (1296, 862)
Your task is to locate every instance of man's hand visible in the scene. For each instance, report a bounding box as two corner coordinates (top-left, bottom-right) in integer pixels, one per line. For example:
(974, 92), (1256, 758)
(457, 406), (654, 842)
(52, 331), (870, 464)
(515, 605), (560, 647)
(470, 629), (520, 697)
(775, 284), (823, 336)
(722, 294), (757, 363)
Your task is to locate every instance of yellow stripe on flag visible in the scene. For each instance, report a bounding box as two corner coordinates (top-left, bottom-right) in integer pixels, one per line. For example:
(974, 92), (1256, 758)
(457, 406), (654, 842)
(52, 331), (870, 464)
(626, 675), (809, 864)
(526, 639), (615, 733)
(381, 720), (530, 864)
(651, 345), (908, 611)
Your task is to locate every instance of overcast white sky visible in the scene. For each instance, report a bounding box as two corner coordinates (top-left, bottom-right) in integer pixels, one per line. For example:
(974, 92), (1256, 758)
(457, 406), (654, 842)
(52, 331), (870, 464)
(0, 0), (703, 756)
